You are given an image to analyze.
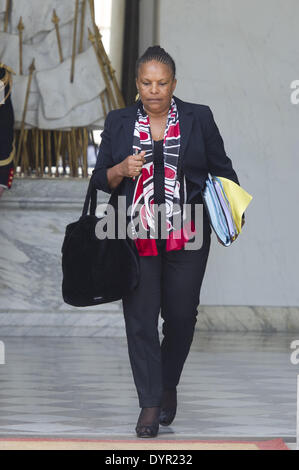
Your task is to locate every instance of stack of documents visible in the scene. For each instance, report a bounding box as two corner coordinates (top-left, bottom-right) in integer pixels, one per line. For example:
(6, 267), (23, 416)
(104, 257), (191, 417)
(201, 173), (253, 246)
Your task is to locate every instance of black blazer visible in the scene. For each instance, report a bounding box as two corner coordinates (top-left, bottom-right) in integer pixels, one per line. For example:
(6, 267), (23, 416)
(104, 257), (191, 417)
(93, 95), (240, 208)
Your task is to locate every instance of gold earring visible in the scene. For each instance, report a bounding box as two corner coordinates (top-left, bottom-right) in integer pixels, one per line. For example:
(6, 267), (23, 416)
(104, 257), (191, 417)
(135, 91), (140, 102)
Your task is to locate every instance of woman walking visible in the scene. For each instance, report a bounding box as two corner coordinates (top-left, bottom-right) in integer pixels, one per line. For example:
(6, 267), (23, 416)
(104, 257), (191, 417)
(92, 46), (242, 438)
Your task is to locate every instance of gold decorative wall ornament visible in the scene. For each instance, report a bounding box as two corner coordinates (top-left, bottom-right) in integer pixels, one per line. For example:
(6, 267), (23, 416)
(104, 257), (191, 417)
(52, 9), (64, 63)
(0, 0), (125, 178)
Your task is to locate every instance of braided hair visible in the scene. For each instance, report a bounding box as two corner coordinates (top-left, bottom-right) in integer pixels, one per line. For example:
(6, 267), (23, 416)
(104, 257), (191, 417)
(135, 45), (176, 79)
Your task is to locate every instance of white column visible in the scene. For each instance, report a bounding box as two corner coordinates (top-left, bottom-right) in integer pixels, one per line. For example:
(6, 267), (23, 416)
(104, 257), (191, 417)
(94, 0), (112, 53)
(109, 0), (125, 85)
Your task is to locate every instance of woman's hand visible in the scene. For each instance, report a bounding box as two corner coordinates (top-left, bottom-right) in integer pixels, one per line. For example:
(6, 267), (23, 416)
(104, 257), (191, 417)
(119, 151), (146, 178)
(106, 151), (146, 190)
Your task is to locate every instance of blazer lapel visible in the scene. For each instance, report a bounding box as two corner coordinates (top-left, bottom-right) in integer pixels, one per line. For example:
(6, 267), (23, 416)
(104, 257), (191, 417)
(173, 95), (194, 168)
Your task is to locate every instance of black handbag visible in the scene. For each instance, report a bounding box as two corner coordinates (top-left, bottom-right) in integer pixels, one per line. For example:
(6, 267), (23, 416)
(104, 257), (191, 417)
(61, 172), (140, 307)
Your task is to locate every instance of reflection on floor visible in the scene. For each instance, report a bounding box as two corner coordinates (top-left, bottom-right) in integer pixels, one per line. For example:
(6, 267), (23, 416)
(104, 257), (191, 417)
(0, 331), (297, 448)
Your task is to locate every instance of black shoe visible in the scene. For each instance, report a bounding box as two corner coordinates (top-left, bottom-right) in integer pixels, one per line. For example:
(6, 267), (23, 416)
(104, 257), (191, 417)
(135, 406), (160, 438)
(159, 388), (177, 426)
(135, 422), (159, 438)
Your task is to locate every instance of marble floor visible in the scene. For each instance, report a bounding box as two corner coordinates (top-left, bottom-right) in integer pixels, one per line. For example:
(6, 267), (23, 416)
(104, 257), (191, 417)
(0, 331), (297, 449)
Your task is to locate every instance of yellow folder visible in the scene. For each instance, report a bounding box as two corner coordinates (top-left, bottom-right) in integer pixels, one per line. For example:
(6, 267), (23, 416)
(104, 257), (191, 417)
(217, 177), (253, 234)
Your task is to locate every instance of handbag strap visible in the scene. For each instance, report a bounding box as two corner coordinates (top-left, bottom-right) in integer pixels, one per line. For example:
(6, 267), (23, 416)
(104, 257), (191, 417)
(81, 173), (97, 217)
(81, 168), (119, 217)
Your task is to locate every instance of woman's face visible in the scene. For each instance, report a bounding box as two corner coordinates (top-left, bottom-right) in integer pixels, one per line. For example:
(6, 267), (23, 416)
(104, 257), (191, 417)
(136, 60), (177, 115)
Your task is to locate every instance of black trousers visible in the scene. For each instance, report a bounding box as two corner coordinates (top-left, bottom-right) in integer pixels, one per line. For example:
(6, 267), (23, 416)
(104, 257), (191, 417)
(122, 221), (211, 408)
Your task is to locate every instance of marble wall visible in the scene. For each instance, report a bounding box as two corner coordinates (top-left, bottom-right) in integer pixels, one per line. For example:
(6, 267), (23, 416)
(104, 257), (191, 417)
(157, 0), (299, 307)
